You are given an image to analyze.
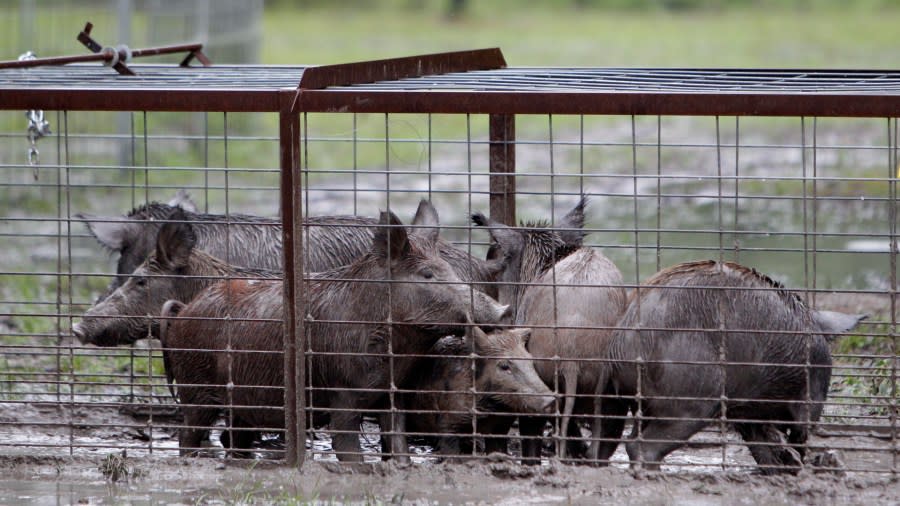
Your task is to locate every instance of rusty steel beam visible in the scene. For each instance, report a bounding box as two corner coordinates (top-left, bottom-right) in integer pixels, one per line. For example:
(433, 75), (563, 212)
(5, 88), (900, 117)
(279, 111), (305, 467)
(0, 88), (285, 112)
(489, 114), (516, 226)
(6, 88), (900, 117)
(297, 48), (506, 92)
(295, 90), (900, 117)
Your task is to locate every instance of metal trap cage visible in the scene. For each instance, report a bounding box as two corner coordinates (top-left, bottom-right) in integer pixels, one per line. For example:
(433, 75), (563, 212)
(0, 48), (896, 475)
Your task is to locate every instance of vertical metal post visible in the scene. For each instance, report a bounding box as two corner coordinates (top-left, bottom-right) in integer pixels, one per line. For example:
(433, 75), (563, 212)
(489, 114), (516, 225)
(280, 111), (305, 467)
(116, 0), (132, 169)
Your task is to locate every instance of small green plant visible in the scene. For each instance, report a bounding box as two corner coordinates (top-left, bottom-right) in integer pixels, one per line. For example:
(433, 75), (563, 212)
(99, 450), (130, 482)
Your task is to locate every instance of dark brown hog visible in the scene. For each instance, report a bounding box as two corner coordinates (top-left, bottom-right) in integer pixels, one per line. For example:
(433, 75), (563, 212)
(473, 197), (628, 463)
(80, 193), (503, 304)
(163, 210), (510, 461)
(600, 260), (866, 474)
(404, 326), (555, 458)
(71, 207), (281, 346)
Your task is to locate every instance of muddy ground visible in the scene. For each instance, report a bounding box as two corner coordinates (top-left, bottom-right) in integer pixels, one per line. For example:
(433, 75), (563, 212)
(1, 404), (898, 504)
(1, 448), (898, 505)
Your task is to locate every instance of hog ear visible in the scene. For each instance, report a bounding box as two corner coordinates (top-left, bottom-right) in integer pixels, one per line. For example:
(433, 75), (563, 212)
(77, 213), (139, 252)
(410, 199), (440, 243)
(555, 196), (588, 247)
(161, 299), (186, 317)
(432, 335), (467, 355)
(155, 209), (196, 270)
(374, 211), (410, 260)
(509, 327), (532, 347)
(167, 190), (197, 213)
(813, 310), (868, 334)
(472, 212), (521, 257)
(471, 325), (492, 356)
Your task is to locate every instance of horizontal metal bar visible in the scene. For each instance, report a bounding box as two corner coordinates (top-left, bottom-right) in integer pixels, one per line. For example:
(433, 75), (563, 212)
(297, 90), (900, 117)
(0, 88), (290, 112)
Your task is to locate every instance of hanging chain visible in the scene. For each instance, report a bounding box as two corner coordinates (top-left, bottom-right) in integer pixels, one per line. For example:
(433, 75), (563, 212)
(19, 51), (52, 179)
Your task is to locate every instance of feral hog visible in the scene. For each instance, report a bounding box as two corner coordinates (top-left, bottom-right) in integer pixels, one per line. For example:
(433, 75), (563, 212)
(78, 190), (376, 303)
(72, 207), (280, 346)
(163, 210), (509, 461)
(405, 326), (555, 457)
(474, 197), (628, 463)
(602, 260), (866, 474)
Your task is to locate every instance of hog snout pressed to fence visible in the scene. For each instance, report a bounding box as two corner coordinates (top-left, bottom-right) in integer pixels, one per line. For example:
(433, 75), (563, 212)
(599, 260), (867, 474)
(162, 208), (509, 461)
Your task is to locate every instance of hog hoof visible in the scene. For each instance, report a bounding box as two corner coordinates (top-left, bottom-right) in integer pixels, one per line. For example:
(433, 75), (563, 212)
(809, 449), (847, 476)
(757, 446), (803, 476)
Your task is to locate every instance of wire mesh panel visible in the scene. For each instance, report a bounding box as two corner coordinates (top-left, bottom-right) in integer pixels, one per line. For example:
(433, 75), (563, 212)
(0, 53), (896, 479)
(0, 104), (285, 458)
(292, 108), (896, 474)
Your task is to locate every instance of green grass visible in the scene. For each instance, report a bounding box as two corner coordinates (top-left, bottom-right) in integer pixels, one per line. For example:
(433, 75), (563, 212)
(262, 3), (900, 68)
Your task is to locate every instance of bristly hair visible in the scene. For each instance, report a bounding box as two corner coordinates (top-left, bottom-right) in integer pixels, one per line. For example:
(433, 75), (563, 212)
(126, 201), (180, 220)
(520, 218), (552, 229)
(638, 259), (806, 310)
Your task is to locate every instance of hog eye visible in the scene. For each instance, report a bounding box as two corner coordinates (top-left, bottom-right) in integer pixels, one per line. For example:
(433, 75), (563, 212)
(419, 268), (434, 279)
(499, 361), (511, 371)
(135, 277), (147, 287)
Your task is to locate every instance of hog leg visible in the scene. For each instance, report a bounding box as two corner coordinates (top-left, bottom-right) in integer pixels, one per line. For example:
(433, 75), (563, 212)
(481, 414), (515, 455)
(221, 420), (257, 459)
(785, 422), (809, 461)
(557, 365), (579, 461)
(179, 406), (220, 457)
(625, 401), (714, 471)
(435, 434), (463, 457)
(518, 415), (546, 465)
(786, 401), (815, 462)
(735, 422), (802, 475)
(587, 393), (629, 466)
(330, 392), (365, 463)
(382, 404), (411, 464)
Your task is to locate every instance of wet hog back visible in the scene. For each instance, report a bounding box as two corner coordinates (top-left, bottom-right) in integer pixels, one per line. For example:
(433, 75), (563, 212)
(85, 199), (502, 303)
(612, 261), (828, 410)
(605, 260), (864, 473)
(519, 248), (627, 394)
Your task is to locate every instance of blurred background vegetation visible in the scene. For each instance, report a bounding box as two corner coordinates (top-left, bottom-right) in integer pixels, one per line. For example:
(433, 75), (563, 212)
(2, 0), (900, 67)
